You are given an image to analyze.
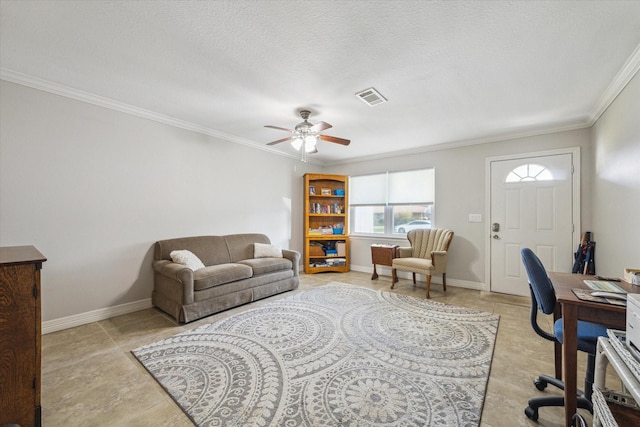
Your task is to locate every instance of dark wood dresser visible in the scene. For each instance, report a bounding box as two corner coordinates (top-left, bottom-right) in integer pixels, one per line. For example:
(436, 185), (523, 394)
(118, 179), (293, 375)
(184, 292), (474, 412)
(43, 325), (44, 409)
(0, 246), (46, 427)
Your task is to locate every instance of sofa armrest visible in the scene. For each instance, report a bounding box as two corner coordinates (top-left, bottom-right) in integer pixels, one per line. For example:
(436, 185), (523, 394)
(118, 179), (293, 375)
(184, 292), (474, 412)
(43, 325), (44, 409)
(282, 249), (301, 276)
(430, 250), (448, 268)
(398, 247), (413, 258)
(153, 260), (195, 303)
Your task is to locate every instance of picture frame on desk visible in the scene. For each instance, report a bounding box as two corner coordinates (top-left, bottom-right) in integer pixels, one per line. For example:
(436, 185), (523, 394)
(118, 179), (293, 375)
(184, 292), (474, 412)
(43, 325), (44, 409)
(321, 188), (331, 195)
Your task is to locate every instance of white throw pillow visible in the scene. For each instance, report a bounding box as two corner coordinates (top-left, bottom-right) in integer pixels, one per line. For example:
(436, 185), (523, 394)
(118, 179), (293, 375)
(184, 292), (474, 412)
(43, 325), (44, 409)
(254, 242), (282, 258)
(170, 250), (205, 271)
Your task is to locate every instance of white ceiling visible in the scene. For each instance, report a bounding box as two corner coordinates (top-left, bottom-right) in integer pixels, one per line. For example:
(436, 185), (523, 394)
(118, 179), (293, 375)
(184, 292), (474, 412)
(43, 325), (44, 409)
(2, 1), (640, 164)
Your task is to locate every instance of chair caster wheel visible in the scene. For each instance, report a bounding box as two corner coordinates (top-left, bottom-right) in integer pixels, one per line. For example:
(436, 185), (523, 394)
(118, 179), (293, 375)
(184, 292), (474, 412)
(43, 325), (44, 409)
(534, 378), (547, 391)
(525, 406), (539, 421)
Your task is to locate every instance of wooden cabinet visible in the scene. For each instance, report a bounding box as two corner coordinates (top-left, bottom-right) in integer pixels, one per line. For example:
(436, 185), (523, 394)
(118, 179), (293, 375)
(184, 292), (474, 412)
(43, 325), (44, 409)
(0, 246), (46, 427)
(304, 174), (349, 273)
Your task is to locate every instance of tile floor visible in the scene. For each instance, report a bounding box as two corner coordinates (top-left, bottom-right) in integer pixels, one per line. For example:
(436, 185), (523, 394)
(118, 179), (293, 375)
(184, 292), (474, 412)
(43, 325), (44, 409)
(41, 271), (612, 426)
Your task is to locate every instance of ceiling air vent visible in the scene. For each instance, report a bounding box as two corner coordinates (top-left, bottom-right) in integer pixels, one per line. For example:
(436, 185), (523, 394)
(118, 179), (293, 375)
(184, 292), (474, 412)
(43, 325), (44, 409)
(355, 87), (387, 106)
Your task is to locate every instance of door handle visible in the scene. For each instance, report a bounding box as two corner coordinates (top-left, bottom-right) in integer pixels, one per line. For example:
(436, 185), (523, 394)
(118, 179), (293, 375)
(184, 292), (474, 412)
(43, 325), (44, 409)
(492, 234), (500, 239)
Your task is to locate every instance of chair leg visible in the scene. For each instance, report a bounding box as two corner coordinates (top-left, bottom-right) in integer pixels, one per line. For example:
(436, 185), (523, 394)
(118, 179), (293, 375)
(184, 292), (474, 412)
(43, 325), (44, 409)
(525, 362), (596, 421)
(412, 272), (416, 284)
(426, 275), (432, 299)
(442, 273), (447, 291)
(525, 395), (592, 421)
(391, 268), (397, 288)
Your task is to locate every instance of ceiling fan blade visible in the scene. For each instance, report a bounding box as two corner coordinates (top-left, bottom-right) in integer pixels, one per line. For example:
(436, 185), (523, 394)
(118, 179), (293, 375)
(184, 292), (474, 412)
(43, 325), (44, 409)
(310, 148), (318, 154)
(319, 134), (351, 146)
(267, 136), (295, 146)
(265, 125), (294, 132)
(309, 121), (332, 133)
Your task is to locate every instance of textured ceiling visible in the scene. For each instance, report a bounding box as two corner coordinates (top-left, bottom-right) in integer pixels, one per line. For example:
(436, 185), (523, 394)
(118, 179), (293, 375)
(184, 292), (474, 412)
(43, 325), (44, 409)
(2, 1), (640, 164)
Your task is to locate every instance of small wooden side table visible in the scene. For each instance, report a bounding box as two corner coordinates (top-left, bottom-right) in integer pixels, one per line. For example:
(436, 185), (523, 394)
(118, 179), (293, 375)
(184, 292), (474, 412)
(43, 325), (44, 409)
(370, 244), (399, 280)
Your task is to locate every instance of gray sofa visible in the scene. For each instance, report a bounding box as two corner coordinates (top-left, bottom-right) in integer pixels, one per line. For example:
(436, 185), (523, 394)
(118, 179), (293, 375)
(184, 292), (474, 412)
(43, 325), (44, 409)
(152, 233), (300, 322)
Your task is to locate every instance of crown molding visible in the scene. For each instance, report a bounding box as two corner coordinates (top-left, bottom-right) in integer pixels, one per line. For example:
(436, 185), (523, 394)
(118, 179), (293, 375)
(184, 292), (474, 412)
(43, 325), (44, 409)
(0, 68), (323, 165)
(328, 120), (591, 167)
(590, 41), (640, 123)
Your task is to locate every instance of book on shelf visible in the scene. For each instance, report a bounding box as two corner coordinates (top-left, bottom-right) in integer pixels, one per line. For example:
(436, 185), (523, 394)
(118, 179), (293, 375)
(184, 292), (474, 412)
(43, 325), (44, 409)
(309, 203), (344, 214)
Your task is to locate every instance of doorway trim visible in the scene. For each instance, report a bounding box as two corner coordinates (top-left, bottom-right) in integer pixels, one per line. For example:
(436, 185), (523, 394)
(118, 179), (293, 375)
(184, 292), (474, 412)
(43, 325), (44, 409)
(484, 147), (581, 292)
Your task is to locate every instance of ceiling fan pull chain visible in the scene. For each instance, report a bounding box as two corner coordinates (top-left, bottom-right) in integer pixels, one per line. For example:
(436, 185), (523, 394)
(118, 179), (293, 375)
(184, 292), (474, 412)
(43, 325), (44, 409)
(301, 140), (307, 162)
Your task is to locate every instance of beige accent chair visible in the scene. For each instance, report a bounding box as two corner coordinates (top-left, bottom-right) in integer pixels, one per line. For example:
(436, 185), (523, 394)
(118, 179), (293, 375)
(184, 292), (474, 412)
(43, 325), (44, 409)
(391, 228), (454, 298)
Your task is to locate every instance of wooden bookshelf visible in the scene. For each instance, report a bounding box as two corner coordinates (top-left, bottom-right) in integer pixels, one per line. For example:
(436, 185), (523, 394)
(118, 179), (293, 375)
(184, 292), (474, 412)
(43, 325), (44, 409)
(304, 173), (349, 273)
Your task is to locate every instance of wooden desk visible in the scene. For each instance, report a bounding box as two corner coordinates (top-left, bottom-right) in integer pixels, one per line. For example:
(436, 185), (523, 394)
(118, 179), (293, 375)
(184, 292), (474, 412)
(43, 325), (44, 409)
(549, 272), (639, 427)
(370, 244), (398, 280)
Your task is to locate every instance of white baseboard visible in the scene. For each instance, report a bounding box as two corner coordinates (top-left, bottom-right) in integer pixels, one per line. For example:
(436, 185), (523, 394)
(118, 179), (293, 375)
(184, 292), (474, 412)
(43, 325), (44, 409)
(350, 264), (486, 292)
(42, 268), (486, 334)
(42, 298), (153, 334)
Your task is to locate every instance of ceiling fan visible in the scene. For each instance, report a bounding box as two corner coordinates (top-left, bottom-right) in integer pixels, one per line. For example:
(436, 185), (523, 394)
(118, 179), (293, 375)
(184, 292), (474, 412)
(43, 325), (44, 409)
(265, 110), (350, 161)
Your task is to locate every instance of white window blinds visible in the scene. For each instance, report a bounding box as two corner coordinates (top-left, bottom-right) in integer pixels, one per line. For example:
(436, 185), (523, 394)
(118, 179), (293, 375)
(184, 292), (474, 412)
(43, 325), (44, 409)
(349, 173), (387, 205)
(388, 169), (434, 204)
(350, 169), (434, 206)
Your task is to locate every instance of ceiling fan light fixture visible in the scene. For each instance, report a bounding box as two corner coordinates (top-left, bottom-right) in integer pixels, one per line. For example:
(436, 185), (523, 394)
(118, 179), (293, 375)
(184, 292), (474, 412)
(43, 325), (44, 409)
(291, 135), (317, 152)
(304, 134), (317, 150)
(291, 137), (303, 150)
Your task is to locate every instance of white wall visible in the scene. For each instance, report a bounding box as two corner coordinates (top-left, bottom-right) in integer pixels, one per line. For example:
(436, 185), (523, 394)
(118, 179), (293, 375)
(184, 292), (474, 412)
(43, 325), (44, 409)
(591, 71), (640, 277)
(0, 81), (314, 323)
(326, 129), (593, 287)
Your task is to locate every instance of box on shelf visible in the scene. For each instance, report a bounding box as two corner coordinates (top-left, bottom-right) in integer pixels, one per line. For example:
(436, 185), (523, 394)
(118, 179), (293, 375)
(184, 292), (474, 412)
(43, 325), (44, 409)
(333, 189), (345, 196)
(336, 242), (346, 256)
(309, 243), (324, 257)
(320, 226), (334, 235)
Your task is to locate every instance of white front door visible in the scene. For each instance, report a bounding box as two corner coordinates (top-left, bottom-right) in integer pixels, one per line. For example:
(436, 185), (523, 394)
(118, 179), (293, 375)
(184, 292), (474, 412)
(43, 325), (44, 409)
(490, 153), (575, 296)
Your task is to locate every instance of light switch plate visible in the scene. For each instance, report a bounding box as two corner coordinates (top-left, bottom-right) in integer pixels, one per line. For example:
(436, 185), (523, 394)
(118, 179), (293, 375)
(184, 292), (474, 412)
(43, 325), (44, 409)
(469, 214), (482, 223)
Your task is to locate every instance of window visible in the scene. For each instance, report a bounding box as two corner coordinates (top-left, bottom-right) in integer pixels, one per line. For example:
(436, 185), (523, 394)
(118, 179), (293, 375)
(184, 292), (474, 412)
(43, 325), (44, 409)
(350, 169), (434, 235)
(505, 163), (553, 182)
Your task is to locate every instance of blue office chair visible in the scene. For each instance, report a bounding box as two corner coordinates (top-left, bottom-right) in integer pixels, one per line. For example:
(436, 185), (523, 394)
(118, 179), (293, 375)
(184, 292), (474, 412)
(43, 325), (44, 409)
(521, 248), (608, 421)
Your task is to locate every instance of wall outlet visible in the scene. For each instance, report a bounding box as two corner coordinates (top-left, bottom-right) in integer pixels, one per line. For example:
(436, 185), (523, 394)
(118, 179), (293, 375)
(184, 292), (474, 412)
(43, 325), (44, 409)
(469, 214), (482, 223)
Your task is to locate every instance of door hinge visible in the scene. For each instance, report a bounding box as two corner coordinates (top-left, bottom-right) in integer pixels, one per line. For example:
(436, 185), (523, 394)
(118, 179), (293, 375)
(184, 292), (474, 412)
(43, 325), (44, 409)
(33, 286), (38, 298)
(33, 378), (37, 389)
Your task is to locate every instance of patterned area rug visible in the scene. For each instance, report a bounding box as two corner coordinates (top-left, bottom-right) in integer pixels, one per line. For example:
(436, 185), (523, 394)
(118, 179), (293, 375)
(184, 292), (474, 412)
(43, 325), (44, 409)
(133, 282), (499, 426)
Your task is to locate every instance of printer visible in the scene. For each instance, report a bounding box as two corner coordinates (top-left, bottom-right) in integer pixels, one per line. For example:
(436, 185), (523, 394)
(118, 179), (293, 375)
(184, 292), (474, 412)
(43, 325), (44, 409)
(627, 293), (640, 360)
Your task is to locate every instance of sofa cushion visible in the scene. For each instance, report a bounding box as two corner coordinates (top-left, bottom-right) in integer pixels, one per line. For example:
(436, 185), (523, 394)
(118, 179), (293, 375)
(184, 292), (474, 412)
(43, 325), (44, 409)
(238, 257), (293, 276)
(194, 270), (295, 303)
(254, 242), (282, 258)
(169, 250), (205, 271)
(193, 263), (253, 291)
(392, 257), (434, 273)
(224, 233), (271, 262)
